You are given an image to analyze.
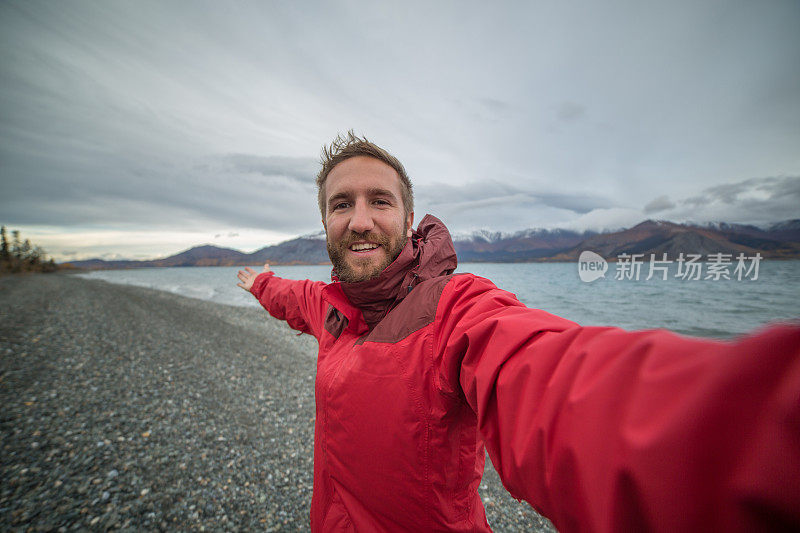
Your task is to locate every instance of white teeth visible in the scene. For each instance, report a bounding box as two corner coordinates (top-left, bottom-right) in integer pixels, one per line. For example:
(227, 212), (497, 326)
(350, 243), (379, 251)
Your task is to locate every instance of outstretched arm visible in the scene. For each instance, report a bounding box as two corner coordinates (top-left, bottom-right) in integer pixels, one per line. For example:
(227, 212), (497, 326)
(236, 264), (328, 339)
(435, 274), (800, 533)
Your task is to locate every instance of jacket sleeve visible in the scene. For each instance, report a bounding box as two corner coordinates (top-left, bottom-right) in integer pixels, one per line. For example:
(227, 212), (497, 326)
(250, 271), (328, 340)
(433, 274), (800, 533)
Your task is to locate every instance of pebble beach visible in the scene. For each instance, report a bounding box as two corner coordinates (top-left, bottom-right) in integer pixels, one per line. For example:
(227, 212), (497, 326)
(0, 274), (555, 532)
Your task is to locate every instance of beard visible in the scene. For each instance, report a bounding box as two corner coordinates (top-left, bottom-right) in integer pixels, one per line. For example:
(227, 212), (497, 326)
(327, 227), (408, 283)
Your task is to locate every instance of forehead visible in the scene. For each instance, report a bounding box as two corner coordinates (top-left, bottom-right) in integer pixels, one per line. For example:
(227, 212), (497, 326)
(325, 156), (402, 200)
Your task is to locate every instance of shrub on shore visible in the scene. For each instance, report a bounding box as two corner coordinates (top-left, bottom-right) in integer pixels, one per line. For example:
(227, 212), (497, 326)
(0, 226), (58, 274)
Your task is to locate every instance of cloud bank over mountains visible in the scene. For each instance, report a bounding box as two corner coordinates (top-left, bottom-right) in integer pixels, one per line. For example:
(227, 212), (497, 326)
(641, 176), (800, 228)
(1, 1), (798, 260)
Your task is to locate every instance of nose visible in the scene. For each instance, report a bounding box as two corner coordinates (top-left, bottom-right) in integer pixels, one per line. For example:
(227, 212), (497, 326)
(348, 200), (374, 234)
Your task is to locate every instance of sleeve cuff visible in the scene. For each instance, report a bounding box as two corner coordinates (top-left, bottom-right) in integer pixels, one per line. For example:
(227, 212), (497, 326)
(249, 271), (275, 298)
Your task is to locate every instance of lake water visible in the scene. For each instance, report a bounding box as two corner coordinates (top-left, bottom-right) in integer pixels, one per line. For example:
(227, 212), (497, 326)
(78, 261), (800, 339)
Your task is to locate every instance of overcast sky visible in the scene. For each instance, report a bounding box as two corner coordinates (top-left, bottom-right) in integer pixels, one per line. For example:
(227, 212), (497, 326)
(1, 1), (798, 260)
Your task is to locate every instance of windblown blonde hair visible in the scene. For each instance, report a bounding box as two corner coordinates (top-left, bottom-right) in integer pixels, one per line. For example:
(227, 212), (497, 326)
(316, 130), (414, 220)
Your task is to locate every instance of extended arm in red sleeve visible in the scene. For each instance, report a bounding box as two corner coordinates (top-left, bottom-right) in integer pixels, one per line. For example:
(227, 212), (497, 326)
(434, 274), (800, 532)
(250, 272), (328, 339)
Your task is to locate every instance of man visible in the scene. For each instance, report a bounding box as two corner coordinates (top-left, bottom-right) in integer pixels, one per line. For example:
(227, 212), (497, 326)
(238, 132), (800, 532)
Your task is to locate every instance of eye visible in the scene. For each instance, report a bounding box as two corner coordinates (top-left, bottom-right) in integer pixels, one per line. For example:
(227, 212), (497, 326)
(333, 202), (350, 210)
(373, 199), (390, 206)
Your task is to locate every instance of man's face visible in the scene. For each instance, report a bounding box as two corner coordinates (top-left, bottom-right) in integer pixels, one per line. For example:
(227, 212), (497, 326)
(324, 156), (413, 283)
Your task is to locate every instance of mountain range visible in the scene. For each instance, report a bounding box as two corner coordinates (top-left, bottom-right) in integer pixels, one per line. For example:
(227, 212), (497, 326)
(63, 219), (800, 270)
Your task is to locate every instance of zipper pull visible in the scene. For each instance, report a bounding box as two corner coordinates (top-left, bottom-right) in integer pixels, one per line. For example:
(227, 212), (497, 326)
(407, 272), (419, 293)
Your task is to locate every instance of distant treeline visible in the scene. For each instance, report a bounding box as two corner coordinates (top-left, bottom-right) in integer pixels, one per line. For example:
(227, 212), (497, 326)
(1, 226), (58, 274)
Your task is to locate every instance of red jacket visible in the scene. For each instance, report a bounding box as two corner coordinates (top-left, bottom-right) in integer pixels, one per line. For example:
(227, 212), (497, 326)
(250, 215), (800, 532)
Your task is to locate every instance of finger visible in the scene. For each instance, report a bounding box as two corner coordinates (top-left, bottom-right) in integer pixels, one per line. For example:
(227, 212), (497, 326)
(263, 263), (270, 272)
(245, 267), (256, 274)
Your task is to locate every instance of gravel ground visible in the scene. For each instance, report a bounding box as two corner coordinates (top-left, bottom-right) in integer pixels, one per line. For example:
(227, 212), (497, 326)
(0, 273), (556, 532)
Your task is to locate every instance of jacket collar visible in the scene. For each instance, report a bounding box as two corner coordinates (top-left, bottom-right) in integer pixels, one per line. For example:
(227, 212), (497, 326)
(323, 214), (457, 330)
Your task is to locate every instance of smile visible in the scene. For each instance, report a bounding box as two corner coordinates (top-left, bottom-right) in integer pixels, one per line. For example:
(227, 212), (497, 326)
(350, 242), (381, 252)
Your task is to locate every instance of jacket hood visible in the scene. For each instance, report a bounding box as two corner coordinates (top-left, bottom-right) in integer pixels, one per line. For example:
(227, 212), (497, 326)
(334, 214), (457, 329)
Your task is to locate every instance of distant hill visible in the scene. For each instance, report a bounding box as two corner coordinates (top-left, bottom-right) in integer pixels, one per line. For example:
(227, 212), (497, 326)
(64, 219), (800, 269)
(453, 227), (599, 262)
(548, 219), (800, 261)
(64, 245), (250, 270)
(248, 233), (329, 265)
(65, 238), (330, 270)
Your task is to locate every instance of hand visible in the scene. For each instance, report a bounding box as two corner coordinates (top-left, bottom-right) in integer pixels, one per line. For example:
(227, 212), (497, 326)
(237, 263), (271, 292)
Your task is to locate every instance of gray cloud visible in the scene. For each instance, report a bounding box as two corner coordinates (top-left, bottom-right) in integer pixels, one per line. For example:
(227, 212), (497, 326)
(219, 154), (318, 184)
(683, 176), (800, 207)
(477, 98), (513, 117)
(478, 98), (512, 114)
(683, 195), (709, 208)
(699, 179), (758, 204)
(420, 181), (614, 215)
(644, 195), (676, 213)
(1, 148), (321, 233)
(1, 1), (798, 257)
(666, 176), (800, 225)
(556, 102), (586, 122)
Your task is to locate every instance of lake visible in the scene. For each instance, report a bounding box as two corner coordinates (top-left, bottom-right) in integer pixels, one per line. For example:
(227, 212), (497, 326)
(78, 260), (800, 339)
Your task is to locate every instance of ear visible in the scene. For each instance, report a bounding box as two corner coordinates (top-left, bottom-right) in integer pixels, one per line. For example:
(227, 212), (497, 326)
(405, 211), (414, 238)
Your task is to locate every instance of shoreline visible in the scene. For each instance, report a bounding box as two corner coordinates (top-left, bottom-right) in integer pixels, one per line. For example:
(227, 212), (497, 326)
(0, 274), (554, 531)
